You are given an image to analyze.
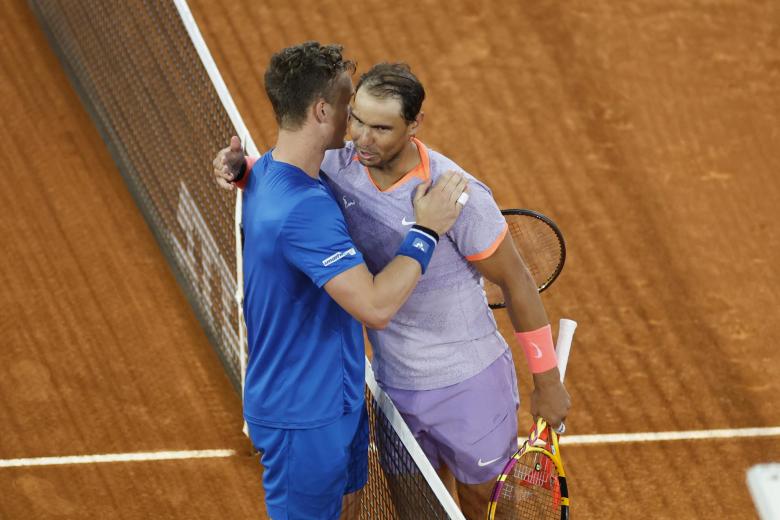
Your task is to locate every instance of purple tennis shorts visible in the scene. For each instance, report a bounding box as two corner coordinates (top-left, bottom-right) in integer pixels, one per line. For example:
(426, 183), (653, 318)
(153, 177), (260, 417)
(383, 349), (520, 484)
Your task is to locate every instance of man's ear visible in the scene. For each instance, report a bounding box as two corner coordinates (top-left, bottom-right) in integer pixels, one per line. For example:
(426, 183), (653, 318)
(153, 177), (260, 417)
(313, 99), (328, 124)
(409, 111), (424, 138)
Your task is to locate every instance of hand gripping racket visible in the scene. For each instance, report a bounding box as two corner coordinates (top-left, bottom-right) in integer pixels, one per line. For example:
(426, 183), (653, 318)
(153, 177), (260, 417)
(487, 319), (577, 520)
(484, 209), (566, 309)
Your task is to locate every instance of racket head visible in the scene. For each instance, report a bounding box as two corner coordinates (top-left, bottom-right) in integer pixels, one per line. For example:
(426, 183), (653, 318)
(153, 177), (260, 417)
(485, 209), (566, 309)
(487, 420), (569, 520)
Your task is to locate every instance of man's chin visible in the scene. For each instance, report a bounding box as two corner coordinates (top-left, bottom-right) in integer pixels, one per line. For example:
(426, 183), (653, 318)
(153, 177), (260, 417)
(356, 156), (380, 168)
(355, 150), (381, 166)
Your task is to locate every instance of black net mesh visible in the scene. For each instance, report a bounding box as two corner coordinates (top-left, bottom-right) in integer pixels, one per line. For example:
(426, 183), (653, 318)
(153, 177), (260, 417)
(362, 387), (453, 518)
(28, 0), (242, 387)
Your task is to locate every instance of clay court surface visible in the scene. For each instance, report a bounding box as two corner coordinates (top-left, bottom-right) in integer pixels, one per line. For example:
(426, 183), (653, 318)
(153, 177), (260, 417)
(2, 0), (779, 518)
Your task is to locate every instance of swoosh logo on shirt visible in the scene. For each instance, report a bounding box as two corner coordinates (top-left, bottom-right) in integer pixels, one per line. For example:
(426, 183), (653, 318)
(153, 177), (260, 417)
(478, 456), (503, 467)
(401, 217), (415, 226)
(530, 342), (543, 359)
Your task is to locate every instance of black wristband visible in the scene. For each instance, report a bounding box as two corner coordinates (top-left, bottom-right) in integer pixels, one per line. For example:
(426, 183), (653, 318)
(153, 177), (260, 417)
(233, 157), (248, 182)
(411, 224), (439, 242)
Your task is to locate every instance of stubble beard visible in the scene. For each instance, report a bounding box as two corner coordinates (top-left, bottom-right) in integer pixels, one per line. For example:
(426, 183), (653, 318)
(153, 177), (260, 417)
(357, 139), (409, 173)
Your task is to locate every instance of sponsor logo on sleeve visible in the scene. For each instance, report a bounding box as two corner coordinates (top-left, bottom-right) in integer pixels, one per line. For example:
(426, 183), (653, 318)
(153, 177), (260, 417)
(322, 247), (357, 266)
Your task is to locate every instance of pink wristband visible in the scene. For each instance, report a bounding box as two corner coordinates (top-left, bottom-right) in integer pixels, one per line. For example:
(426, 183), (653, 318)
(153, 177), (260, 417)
(515, 324), (558, 374)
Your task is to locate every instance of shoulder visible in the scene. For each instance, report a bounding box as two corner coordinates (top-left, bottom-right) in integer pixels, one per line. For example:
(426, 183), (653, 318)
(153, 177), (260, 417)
(426, 147), (461, 174)
(283, 186), (343, 228)
(427, 147), (491, 193)
(321, 142), (357, 175)
(292, 184), (339, 210)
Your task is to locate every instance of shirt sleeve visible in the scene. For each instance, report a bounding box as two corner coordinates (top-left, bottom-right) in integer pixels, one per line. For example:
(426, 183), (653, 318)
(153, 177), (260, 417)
(448, 178), (508, 261)
(281, 192), (365, 287)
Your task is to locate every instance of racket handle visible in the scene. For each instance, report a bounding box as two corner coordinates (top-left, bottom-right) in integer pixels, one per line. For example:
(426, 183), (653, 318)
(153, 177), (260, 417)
(555, 318), (577, 382)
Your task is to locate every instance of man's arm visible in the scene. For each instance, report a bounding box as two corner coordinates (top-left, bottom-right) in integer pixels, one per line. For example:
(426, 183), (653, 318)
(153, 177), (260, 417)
(325, 171), (467, 328)
(324, 257), (422, 329)
(472, 236), (571, 428)
(214, 138), (471, 330)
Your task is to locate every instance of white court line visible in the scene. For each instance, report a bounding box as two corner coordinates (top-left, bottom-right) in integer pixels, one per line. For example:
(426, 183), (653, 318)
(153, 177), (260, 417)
(558, 426), (780, 446)
(0, 449), (237, 469)
(4, 427), (780, 469)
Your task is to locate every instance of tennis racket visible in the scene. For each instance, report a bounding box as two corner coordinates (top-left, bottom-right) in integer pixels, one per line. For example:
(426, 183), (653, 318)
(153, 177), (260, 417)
(485, 209), (566, 309)
(487, 319), (577, 520)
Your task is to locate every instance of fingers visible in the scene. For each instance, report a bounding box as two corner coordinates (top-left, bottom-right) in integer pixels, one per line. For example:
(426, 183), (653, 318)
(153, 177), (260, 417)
(230, 135), (242, 153)
(215, 177), (236, 191)
(450, 175), (469, 205)
(540, 412), (567, 432)
(413, 180), (432, 204)
(212, 146), (237, 191)
(530, 390), (569, 433)
(429, 170), (468, 205)
(213, 152), (232, 177)
(212, 136), (248, 187)
(430, 169), (460, 194)
(412, 171), (468, 235)
(212, 150), (225, 171)
(217, 165), (234, 181)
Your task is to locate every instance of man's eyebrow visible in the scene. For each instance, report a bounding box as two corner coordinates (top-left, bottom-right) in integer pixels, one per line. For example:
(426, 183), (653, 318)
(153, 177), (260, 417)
(350, 110), (364, 124)
(350, 111), (393, 130)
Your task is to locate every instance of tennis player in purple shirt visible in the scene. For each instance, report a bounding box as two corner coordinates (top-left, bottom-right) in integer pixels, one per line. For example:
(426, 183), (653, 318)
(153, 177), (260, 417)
(217, 63), (570, 519)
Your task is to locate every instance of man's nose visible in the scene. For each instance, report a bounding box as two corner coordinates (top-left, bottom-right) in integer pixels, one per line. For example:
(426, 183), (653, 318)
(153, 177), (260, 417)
(355, 128), (372, 146)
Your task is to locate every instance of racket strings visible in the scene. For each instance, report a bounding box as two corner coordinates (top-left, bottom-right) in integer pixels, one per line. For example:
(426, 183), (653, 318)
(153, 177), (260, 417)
(509, 219), (564, 287)
(485, 212), (564, 308)
(494, 451), (561, 519)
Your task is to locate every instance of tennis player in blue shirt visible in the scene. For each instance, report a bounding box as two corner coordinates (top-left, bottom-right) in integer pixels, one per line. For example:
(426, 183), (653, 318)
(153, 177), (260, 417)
(238, 42), (467, 519)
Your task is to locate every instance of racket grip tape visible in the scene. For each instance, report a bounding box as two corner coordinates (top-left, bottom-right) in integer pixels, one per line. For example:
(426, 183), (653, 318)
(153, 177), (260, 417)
(555, 319), (577, 382)
(554, 318), (577, 435)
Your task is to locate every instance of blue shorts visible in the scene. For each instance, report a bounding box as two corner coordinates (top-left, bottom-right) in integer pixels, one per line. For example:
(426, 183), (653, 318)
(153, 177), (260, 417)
(384, 349), (520, 484)
(247, 405), (368, 520)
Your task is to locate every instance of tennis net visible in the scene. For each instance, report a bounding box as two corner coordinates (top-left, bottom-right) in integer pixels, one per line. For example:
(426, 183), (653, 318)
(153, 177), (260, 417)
(28, 0), (463, 517)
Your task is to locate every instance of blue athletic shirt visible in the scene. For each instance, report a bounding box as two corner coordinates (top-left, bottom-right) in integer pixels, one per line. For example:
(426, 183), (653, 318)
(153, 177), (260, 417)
(241, 152), (366, 429)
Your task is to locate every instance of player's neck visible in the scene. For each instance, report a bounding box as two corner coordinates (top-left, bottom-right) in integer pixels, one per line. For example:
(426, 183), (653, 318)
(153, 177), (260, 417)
(368, 140), (420, 190)
(272, 129), (327, 179)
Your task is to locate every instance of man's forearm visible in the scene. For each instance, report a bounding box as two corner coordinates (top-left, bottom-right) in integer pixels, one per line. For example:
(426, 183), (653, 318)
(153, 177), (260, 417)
(364, 256), (422, 329)
(501, 267), (549, 332)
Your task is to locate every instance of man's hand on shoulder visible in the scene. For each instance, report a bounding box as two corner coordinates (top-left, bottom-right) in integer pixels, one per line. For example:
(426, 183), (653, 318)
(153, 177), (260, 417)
(412, 170), (469, 236)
